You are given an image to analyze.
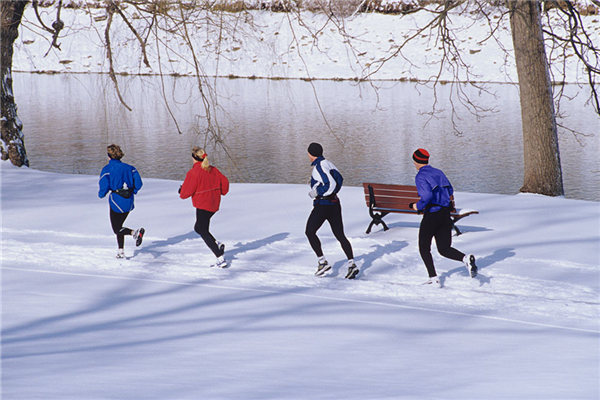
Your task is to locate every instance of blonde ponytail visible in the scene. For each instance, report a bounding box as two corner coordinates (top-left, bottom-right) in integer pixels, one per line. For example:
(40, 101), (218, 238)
(192, 146), (211, 170)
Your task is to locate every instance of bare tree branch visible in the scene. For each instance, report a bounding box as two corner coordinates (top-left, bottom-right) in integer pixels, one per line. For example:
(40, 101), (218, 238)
(32, 0), (64, 56)
(113, 1), (151, 68)
(541, 0), (599, 115)
(104, 1), (132, 111)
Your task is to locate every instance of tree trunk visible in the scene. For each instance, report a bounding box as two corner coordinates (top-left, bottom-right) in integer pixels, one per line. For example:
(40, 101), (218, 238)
(508, 0), (563, 196)
(1, 1), (29, 167)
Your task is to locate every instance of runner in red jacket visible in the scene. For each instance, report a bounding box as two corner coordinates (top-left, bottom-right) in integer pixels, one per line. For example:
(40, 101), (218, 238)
(180, 147), (229, 267)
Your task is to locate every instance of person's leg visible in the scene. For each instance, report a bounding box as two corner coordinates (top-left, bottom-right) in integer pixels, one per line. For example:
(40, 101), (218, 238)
(110, 209), (130, 249)
(194, 209), (222, 257)
(418, 213), (438, 278)
(434, 209), (465, 262)
(326, 203), (354, 260)
(305, 205), (327, 258)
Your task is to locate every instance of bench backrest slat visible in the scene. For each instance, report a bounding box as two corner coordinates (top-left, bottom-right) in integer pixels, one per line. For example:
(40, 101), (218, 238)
(363, 182), (419, 208)
(363, 183), (416, 192)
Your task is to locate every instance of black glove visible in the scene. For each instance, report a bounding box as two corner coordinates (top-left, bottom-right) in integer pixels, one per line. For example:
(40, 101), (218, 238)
(408, 202), (416, 210)
(178, 185), (182, 194)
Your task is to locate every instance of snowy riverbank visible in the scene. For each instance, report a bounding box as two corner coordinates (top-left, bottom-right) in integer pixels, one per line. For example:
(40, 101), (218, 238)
(1, 162), (599, 398)
(13, 5), (600, 83)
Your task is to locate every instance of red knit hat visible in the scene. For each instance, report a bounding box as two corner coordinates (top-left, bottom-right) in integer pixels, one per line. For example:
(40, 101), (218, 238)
(412, 148), (430, 164)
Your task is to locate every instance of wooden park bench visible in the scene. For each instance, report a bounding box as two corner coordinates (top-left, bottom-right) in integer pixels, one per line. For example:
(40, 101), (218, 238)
(362, 183), (479, 235)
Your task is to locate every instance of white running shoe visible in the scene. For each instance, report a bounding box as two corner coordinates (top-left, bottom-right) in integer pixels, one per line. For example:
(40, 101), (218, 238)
(463, 254), (478, 278)
(213, 256), (228, 269)
(116, 249), (125, 259)
(422, 276), (440, 287)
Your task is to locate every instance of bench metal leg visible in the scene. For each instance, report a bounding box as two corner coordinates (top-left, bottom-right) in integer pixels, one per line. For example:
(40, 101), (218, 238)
(451, 219), (462, 236)
(366, 214), (389, 234)
(366, 220), (375, 234)
(453, 224), (462, 236)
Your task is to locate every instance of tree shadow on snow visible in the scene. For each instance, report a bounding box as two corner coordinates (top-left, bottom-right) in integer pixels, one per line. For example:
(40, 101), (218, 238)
(2, 273), (324, 360)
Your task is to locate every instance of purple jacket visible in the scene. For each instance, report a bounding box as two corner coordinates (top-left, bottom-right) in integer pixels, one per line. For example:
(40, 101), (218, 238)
(415, 165), (453, 213)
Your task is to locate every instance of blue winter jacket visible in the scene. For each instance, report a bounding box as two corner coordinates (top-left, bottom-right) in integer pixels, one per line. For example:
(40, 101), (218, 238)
(310, 156), (343, 205)
(415, 165), (453, 213)
(98, 159), (143, 213)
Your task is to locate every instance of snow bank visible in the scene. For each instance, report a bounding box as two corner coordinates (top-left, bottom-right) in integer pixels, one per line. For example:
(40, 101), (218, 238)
(14, 5), (600, 83)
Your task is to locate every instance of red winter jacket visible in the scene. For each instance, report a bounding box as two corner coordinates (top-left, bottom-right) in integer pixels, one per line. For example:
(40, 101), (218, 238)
(180, 163), (229, 212)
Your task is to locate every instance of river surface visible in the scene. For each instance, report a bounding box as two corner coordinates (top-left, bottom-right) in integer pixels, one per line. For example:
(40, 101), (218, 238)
(13, 72), (600, 200)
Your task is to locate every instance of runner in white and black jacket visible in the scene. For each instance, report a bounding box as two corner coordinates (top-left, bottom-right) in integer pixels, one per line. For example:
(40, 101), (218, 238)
(305, 142), (359, 279)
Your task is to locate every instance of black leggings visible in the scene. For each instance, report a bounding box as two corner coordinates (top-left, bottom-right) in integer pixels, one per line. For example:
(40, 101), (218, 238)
(110, 209), (132, 249)
(195, 209), (223, 257)
(419, 208), (465, 278)
(305, 203), (353, 260)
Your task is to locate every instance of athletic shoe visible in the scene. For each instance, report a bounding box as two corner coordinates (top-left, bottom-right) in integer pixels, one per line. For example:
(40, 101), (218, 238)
(133, 228), (145, 247)
(214, 256), (228, 269)
(116, 249), (125, 259)
(345, 263), (359, 279)
(464, 254), (478, 278)
(315, 260), (331, 276)
(422, 276), (440, 286)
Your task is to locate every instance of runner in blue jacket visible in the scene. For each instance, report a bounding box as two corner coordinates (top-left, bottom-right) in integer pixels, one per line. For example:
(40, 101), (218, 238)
(409, 148), (477, 285)
(305, 142), (359, 279)
(98, 144), (145, 258)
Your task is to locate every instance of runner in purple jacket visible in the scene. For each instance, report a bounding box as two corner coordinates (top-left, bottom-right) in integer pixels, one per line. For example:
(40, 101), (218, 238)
(409, 149), (477, 286)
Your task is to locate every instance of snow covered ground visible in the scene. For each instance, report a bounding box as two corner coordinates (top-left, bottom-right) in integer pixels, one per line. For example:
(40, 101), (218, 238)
(5, 2), (600, 398)
(1, 162), (599, 399)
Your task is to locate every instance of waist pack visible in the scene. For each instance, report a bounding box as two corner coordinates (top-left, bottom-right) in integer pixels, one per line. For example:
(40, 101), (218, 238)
(113, 188), (133, 199)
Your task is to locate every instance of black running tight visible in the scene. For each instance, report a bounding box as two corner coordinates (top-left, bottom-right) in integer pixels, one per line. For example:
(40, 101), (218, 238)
(110, 209), (132, 249)
(418, 208), (465, 278)
(305, 203), (354, 260)
(195, 208), (223, 257)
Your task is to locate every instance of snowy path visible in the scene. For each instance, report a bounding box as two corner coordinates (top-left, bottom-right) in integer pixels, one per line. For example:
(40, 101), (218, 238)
(3, 267), (598, 399)
(2, 225), (598, 332)
(2, 165), (599, 398)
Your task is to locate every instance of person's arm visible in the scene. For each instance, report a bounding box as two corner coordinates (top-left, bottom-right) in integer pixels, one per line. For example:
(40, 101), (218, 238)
(220, 172), (229, 196)
(414, 174), (433, 211)
(179, 169), (196, 199)
(330, 168), (343, 194)
(314, 161), (330, 197)
(98, 168), (110, 198)
(132, 167), (143, 194)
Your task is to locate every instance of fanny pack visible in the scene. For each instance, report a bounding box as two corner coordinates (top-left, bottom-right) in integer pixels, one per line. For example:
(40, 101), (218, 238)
(113, 188), (133, 199)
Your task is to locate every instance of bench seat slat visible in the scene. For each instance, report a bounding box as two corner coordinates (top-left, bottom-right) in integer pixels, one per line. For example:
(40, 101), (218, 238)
(367, 198), (419, 209)
(372, 207), (419, 214)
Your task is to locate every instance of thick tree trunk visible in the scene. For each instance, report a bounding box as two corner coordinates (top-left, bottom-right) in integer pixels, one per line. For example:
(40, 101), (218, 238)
(1, 1), (29, 167)
(508, 0), (563, 196)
